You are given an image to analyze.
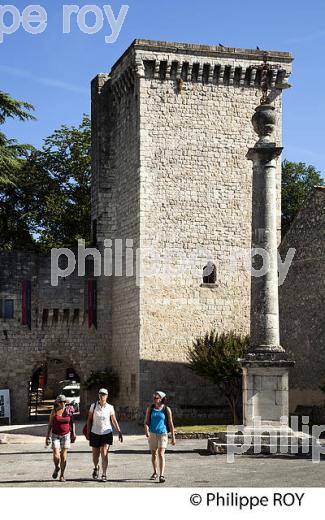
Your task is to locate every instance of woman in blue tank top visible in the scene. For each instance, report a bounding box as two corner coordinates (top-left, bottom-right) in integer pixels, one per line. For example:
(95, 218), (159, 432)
(144, 391), (176, 483)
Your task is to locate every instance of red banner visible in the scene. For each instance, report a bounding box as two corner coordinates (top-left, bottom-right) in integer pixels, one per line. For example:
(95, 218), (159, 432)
(22, 280), (31, 328)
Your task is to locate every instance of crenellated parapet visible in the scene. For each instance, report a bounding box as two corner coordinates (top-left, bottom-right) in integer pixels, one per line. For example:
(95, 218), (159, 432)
(106, 39), (292, 101)
(140, 58), (290, 88)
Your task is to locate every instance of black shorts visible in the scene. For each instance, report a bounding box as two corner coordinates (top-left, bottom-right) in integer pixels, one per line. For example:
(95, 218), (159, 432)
(89, 432), (113, 448)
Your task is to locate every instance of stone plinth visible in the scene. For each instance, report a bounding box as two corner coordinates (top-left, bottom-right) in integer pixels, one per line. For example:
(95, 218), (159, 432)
(242, 365), (290, 427)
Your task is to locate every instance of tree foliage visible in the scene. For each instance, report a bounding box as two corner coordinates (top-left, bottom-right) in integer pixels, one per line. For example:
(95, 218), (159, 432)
(0, 91), (35, 125)
(0, 90), (35, 185)
(0, 91), (36, 247)
(187, 331), (249, 423)
(282, 159), (324, 237)
(30, 114), (91, 249)
(82, 369), (120, 398)
(0, 114), (91, 251)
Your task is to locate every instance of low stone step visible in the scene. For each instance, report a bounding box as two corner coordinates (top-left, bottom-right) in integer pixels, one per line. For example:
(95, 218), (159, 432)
(207, 439), (320, 456)
(212, 432), (315, 446)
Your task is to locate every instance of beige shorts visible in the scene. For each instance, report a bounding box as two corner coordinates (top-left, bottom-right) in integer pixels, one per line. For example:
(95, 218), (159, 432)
(52, 433), (71, 450)
(148, 432), (168, 450)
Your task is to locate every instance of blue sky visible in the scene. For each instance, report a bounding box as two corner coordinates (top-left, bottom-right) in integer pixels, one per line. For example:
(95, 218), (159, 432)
(1, 0), (325, 175)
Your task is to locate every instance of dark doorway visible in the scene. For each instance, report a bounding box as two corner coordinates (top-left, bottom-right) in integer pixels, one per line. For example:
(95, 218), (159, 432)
(28, 365), (49, 420)
(28, 361), (81, 420)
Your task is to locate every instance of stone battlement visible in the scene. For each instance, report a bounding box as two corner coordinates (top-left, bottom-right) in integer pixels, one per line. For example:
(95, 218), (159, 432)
(113, 38), (293, 70)
(104, 38), (293, 100)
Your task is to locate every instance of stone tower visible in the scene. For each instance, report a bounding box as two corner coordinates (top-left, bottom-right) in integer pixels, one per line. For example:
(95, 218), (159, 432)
(91, 39), (292, 420)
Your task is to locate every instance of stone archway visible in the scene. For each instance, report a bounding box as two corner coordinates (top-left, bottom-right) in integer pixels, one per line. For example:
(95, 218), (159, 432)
(28, 356), (81, 420)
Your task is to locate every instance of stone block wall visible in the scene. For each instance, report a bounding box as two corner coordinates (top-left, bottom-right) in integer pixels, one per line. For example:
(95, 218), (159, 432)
(135, 41), (289, 415)
(91, 62), (141, 417)
(0, 251), (110, 423)
(279, 187), (325, 412)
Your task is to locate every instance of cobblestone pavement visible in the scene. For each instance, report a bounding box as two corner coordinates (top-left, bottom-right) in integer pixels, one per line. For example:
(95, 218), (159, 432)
(0, 432), (325, 487)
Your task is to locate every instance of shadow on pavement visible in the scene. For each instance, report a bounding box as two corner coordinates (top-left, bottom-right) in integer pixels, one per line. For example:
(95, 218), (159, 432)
(0, 480), (64, 484)
(0, 451), (91, 456)
(73, 478), (157, 484)
(240, 454), (325, 460)
(0, 422), (144, 437)
(0, 448), (209, 457)
(0, 478), (162, 485)
(113, 449), (207, 455)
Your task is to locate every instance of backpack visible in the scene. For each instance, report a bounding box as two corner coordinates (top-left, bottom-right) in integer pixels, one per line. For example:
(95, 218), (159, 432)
(148, 404), (170, 433)
(64, 404), (75, 417)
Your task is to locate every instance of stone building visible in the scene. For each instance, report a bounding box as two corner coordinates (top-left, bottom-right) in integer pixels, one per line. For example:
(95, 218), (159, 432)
(0, 39), (294, 423)
(0, 250), (108, 423)
(279, 186), (325, 412)
(91, 39), (292, 419)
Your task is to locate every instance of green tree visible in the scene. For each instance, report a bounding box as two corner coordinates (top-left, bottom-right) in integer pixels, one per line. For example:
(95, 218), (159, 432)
(82, 369), (120, 398)
(0, 152), (55, 250)
(31, 114), (91, 249)
(187, 331), (249, 424)
(282, 160), (324, 237)
(0, 90), (35, 185)
(0, 115), (91, 250)
(0, 91), (35, 124)
(0, 91), (36, 248)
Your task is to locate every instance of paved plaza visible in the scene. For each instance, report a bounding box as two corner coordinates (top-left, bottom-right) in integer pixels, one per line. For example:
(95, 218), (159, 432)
(0, 424), (324, 487)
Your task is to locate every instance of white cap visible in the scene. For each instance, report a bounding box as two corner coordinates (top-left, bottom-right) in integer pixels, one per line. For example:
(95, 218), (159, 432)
(56, 394), (66, 402)
(99, 388), (108, 395)
(156, 391), (166, 399)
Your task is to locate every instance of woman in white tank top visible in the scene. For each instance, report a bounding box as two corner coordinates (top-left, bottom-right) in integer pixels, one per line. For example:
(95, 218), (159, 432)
(86, 388), (123, 482)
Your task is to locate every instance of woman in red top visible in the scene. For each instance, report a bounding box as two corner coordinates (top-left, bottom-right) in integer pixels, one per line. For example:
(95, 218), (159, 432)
(46, 395), (76, 482)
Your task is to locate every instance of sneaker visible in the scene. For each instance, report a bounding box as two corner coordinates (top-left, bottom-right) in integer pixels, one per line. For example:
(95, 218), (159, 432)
(92, 466), (99, 479)
(101, 474), (107, 482)
(159, 475), (166, 483)
(52, 466), (60, 479)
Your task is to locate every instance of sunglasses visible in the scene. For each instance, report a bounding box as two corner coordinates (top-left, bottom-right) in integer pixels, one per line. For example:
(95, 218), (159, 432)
(153, 395), (160, 399)
(99, 393), (107, 396)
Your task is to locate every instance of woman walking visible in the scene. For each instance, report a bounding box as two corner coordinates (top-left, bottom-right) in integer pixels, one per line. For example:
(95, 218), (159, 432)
(144, 391), (176, 483)
(86, 388), (123, 482)
(45, 395), (76, 482)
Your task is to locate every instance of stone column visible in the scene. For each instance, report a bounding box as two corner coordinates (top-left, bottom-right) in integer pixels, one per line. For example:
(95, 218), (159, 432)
(240, 102), (294, 429)
(207, 96), (316, 457)
(248, 105), (283, 352)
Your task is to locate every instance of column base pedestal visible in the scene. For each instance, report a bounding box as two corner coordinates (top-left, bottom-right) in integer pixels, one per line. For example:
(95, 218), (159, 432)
(240, 350), (295, 427)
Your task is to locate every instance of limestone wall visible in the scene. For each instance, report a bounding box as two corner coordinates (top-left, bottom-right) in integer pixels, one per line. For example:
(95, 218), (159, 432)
(0, 251), (109, 423)
(91, 65), (141, 417)
(137, 44), (287, 415)
(279, 187), (325, 412)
